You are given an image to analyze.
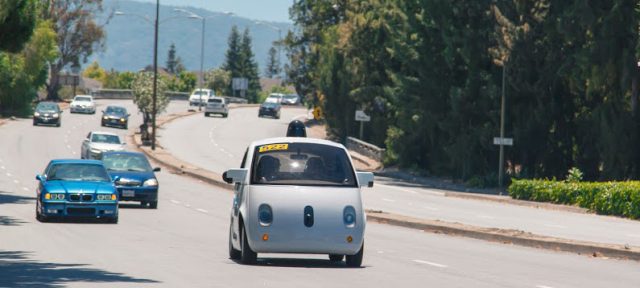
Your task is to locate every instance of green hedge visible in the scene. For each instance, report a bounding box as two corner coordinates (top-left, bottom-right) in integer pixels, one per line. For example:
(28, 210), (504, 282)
(509, 179), (640, 219)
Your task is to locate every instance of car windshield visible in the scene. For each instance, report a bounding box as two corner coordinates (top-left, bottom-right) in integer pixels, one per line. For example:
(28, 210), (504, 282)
(208, 98), (222, 103)
(105, 106), (126, 114)
(91, 134), (121, 144)
(251, 143), (356, 187)
(36, 103), (57, 112)
(47, 163), (111, 182)
(74, 96), (91, 102)
(262, 102), (278, 108)
(102, 153), (153, 172)
(193, 90), (209, 96)
(284, 95), (298, 100)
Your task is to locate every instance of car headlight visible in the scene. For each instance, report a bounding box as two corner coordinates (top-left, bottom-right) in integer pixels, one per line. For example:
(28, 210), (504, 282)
(103, 116), (108, 120)
(97, 194), (117, 201)
(258, 204), (273, 226)
(34, 112), (40, 117)
(44, 193), (65, 200)
(143, 178), (158, 187)
(120, 118), (126, 122)
(52, 113), (59, 118)
(343, 206), (356, 228)
(90, 148), (102, 154)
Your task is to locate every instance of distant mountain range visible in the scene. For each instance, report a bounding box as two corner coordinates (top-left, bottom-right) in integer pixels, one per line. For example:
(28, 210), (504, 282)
(89, 0), (292, 73)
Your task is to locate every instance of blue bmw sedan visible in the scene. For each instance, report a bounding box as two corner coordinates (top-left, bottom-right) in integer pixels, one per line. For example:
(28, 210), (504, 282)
(35, 159), (119, 223)
(102, 151), (160, 209)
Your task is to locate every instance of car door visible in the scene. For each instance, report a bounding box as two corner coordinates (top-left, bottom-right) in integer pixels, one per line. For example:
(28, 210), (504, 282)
(231, 148), (249, 246)
(81, 132), (91, 158)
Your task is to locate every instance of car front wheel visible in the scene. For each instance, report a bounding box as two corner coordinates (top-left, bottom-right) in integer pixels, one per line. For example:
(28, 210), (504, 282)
(240, 225), (257, 264)
(229, 225), (241, 260)
(345, 242), (364, 267)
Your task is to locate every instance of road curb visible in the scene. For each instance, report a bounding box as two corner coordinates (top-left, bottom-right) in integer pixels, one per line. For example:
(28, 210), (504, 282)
(130, 105), (640, 262)
(366, 210), (640, 261)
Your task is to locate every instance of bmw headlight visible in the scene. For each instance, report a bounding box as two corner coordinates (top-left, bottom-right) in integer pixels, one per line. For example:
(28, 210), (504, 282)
(120, 118), (126, 122)
(52, 113), (59, 118)
(90, 148), (102, 153)
(45, 193), (65, 200)
(34, 112), (40, 117)
(143, 178), (158, 187)
(96, 194), (117, 201)
(103, 116), (108, 120)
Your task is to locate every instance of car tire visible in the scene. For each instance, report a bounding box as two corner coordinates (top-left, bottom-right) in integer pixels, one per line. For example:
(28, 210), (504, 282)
(329, 254), (344, 262)
(124, 123), (128, 130)
(240, 225), (257, 265)
(149, 201), (158, 209)
(204, 113), (209, 117)
(223, 113), (228, 118)
(35, 202), (48, 222)
(345, 242), (364, 267)
(33, 120), (37, 126)
(56, 121), (61, 127)
(107, 216), (118, 224)
(229, 225), (241, 260)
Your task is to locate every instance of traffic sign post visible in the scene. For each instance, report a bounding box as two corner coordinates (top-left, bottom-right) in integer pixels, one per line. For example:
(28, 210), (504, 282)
(232, 77), (248, 98)
(355, 110), (370, 140)
(494, 136), (513, 193)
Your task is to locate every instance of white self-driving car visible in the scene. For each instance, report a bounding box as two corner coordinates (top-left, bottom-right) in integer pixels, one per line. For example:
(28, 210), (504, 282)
(224, 137), (374, 267)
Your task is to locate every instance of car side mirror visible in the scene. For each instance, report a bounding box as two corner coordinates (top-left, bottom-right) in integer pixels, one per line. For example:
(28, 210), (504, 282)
(357, 172), (374, 188)
(112, 176), (121, 183)
(153, 167), (161, 172)
(36, 174), (44, 181)
(223, 169), (248, 184)
(127, 114), (131, 117)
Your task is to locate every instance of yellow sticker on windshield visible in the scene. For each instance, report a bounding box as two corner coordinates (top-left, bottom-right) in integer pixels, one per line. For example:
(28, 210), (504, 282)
(259, 144), (288, 152)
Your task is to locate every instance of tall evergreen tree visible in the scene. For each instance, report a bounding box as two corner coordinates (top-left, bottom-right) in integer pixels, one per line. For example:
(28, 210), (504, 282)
(166, 43), (178, 74)
(223, 25), (242, 96)
(264, 46), (281, 78)
(239, 28), (261, 102)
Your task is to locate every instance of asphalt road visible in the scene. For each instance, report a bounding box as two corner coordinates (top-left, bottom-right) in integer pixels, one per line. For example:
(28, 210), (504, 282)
(161, 106), (640, 248)
(0, 100), (638, 287)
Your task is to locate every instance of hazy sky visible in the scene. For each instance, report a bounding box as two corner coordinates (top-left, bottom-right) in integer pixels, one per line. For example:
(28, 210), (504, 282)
(133, 0), (293, 22)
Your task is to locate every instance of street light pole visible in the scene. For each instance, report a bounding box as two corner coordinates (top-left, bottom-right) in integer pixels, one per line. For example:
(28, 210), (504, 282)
(498, 63), (506, 191)
(151, 0), (159, 150)
(198, 17), (205, 111)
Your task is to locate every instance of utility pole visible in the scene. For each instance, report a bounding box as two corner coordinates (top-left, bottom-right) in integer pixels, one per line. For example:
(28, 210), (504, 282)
(151, 0), (159, 150)
(498, 64), (506, 191)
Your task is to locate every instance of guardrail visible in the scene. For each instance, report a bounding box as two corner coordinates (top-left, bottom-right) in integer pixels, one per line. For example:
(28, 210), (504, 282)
(91, 89), (190, 101)
(346, 136), (385, 162)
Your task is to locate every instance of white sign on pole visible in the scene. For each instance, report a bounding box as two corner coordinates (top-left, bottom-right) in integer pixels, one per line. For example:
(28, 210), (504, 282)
(493, 137), (513, 146)
(232, 78), (248, 90)
(355, 110), (371, 122)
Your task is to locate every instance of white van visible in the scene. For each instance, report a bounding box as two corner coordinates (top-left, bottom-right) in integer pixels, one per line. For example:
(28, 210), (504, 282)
(189, 88), (214, 106)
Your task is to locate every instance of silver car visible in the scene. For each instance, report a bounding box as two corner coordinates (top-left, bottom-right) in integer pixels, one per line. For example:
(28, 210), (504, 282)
(204, 97), (229, 118)
(81, 131), (126, 160)
(70, 95), (96, 114)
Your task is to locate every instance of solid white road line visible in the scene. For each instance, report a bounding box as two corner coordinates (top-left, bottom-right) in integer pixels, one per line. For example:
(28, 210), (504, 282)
(536, 285), (555, 288)
(477, 215), (496, 220)
(378, 183), (445, 196)
(544, 224), (567, 229)
(413, 259), (448, 268)
(424, 206), (439, 211)
(382, 198), (396, 203)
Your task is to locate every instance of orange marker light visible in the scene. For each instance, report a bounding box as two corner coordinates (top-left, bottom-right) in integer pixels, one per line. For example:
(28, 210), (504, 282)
(347, 236), (353, 243)
(111, 194), (117, 201)
(45, 193), (51, 200)
(262, 234), (269, 241)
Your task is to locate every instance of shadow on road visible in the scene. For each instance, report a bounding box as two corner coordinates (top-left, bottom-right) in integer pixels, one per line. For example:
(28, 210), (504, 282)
(0, 215), (27, 226)
(231, 257), (366, 269)
(0, 251), (159, 287)
(0, 191), (35, 205)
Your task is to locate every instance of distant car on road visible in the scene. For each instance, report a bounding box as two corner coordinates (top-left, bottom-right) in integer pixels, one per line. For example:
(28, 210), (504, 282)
(35, 159), (119, 223)
(204, 96), (229, 118)
(81, 131), (126, 160)
(189, 88), (214, 106)
(258, 102), (281, 119)
(264, 93), (284, 104)
(224, 137), (374, 266)
(101, 105), (129, 129)
(282, 94), (300, 105)
(70, 95), (96, 114)
(33, 102), (62, 127)
(102, 151), (160, 209)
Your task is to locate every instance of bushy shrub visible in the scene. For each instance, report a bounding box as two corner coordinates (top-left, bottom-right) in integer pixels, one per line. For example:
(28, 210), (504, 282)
(509, 179), (640, 219)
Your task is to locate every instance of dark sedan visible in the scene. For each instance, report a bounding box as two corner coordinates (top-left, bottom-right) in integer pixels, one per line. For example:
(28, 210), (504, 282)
(33, 102), (62, 127)
(102, 151), (160, 209)
(258, 102), (281, 119)
(101, 105), (130, 129)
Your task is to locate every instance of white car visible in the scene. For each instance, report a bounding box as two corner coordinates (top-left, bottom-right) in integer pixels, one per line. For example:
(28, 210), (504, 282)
(224, 137), (374, 267)
(264, 93), (284, 104)
(189, 88), (214, 106)
(204, 97), (229, 118)
(81, 131), (126, 160)
(70, 95), (96, 114)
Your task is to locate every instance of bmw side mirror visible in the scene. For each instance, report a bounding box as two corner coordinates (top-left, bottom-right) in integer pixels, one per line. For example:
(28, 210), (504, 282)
(36, 174), (43, 181)
(153, 167), (161, 172)
(112, 176), (121, 183)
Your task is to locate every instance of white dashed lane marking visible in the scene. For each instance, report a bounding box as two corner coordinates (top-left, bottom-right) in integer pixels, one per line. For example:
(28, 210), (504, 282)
(170, 200), (181, 205)
(1, 166), (5, 170)
(13, 180), (19, 184)
(23, 187), (29, 192)
(413, 260), (448, 268)
(196, 208), (208, 214)
(382, 198), (396, 203)
(6, 172), (11, 177)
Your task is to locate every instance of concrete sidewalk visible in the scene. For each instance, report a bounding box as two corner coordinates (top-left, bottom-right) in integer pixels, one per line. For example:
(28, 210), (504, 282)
(130, 109), (640, 262)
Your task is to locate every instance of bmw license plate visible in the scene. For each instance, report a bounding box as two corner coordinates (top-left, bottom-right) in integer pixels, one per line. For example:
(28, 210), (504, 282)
(123, 190), (135, 197)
